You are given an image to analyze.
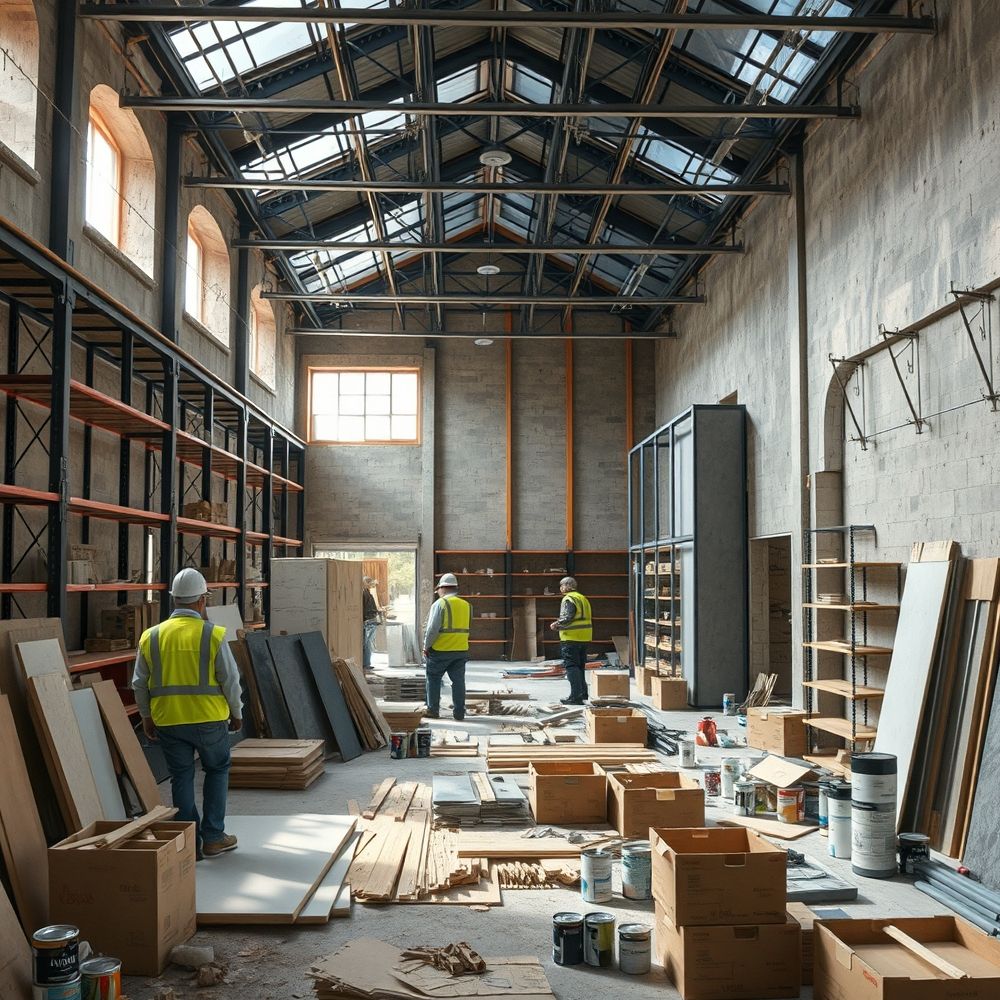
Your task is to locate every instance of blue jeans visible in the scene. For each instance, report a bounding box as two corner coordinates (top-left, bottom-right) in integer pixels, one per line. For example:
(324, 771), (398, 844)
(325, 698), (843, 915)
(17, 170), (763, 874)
(157, 720), (231, 847)
(561, 641), (589, 701)
(363, 619), (378, 670)
(425, 651), (467, 720)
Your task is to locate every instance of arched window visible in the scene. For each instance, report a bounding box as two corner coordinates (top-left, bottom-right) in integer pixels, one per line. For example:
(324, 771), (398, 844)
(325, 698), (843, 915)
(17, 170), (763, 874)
(185, 206), (231, 346)
(85, 84), (155, 275)
(0, 1), (39, 167)
(249, 284), (276, 387)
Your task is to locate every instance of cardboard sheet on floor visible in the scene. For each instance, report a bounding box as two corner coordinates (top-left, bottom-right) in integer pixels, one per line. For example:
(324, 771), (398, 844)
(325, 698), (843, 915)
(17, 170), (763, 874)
(748, 757), (819, 789)
(244, 634), (296, 739)
(195, 813), (356, 924)
(299, 630), (363, 761)
(295, 832), (360, 925)
(267, 635), (335, 744)
(69, 688), (127, 822)
(716, 815), (818, 840)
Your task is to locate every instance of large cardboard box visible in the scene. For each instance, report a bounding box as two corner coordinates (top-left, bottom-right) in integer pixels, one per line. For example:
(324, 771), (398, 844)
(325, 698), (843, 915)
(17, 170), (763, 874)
(656, 913), (801, 1000)
(651, 675), (688, 710)
(651, 826), (787, 927)
(529, 762), (607, 825)
(604, 769), (705, 838)
(634, 664), (654, 696)
(592, 670), (630, 698)
(585, 707), (648, 745)
(813, 916), (1000, 1000)
(747, 707), (808, 757)
(786, 903), (815, 985)
(49, 820), (196, 976)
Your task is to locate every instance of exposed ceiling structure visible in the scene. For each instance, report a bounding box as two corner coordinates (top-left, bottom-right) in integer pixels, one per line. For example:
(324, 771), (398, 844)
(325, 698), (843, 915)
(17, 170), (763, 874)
(83, 1), (935, 338)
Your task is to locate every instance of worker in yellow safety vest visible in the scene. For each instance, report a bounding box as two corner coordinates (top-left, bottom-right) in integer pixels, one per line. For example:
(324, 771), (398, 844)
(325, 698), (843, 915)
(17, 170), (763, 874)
(422, 572), (472, 721)
(549, 576), (593, 704)
(132, 568), (243, 858)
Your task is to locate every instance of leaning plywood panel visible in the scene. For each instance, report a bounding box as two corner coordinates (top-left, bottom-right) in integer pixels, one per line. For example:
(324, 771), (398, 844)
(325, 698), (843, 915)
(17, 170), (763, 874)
(270, 558), (331, 639)
(328, 559), (363, 665)
(267, 635), (335, 744)
(14, 638), (70, 683)
(299, 631), (363, 761)
(0, 882), (30, 1000)
(70, 689), (127, 821)
(963, 660), (1000, 892)
(874, 558), (954, 826)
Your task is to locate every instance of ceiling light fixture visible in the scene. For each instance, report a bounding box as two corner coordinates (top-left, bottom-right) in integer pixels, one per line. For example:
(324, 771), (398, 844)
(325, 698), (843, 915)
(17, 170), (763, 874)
(476, 263), (501, 276)
(479, 147), (512, 167)
(474, 338), (494, 347)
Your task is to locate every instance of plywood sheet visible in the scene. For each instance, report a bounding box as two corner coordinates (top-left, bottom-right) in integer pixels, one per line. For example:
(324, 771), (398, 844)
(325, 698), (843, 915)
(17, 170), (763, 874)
(207, 603), (247, 645)
(267, 635), (335, 744)
(0, 882), (30, 1000)
(14, 638), (69, 683)
(244, 634), (296, 739)
(963, 655), (1000, 890)
(270, 558), (330, 640)
(69, 688), (127, 822)
(716, 816), (818, 840)
(874, 559), (954, 825)
(328, 559), (363, 665)
(196, 813), (356, 924)
(299, 631), (363, 761)
(296, 832), (360, 924)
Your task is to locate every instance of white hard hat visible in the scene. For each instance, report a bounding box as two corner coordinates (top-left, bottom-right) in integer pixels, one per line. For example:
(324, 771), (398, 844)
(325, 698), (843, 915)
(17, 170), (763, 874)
(436, 573), (459, 589)
(170, 567), (208, 601)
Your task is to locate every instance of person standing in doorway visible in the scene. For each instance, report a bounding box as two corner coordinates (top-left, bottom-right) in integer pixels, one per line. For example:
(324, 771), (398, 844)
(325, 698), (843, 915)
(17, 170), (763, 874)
(362, 575), (381, 672)
(423, 573), (471, 721)
(549, 576), (593, 705)
(132, 568), (243, 858)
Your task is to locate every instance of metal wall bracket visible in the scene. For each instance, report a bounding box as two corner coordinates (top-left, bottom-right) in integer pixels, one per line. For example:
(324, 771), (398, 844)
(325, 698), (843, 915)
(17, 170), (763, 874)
(878, 325), (926, 433)
(950, 288), (999, 410)
(829, 354), (868, 449)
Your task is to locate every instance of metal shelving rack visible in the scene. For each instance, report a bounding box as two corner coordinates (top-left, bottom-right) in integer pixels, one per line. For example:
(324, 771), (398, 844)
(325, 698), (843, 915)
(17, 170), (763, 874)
(801, 524), (901, 746)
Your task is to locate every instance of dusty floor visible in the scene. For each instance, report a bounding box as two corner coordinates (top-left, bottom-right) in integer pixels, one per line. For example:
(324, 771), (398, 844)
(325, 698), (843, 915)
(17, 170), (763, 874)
(125, 662), (942, 1000)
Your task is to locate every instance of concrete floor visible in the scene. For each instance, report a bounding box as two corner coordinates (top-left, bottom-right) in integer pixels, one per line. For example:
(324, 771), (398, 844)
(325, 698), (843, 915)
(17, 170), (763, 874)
(126, 662), (942, 1000)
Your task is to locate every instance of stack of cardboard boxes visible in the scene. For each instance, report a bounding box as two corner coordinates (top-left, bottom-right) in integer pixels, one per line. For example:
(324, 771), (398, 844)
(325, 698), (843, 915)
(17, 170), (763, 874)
(652, 827), (800, 1000)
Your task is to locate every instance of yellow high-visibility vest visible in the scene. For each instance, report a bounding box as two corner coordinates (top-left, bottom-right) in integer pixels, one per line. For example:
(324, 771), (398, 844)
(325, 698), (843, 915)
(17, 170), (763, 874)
(431, 595), (472, 652)
(139, 615), (230, 726)
(558, 591), (593, 643)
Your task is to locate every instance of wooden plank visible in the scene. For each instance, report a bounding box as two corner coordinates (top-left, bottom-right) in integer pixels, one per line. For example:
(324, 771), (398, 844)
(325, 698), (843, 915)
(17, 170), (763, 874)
(385, 781), (418, 822)
(337, 657), (392, 742)
(69, 688), (127, 821)
(328, 559), (364, 666)
(267, 635), (336, 744)
(394, 811), (429, 900)
(244, 634), (296, 739)
(298, 631), (363, 761)
(358, 821), (411, 901)
(363, 778), (396, 819)
(0, 695), (48, 934)
(53, 806), (177, 850)
(716, 815), (818, 840)
(456, 832), (619, 859)
(0, 882), (30, 1000)
(91, 680), (162, 812)
(295, 832), (360, 925)
(27, 673), (104, 832)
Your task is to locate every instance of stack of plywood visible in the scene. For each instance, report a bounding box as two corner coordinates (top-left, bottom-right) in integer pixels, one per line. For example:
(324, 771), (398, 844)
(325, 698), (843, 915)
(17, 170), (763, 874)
(334, 658), (392, 750)
(229, 739), (326, 790)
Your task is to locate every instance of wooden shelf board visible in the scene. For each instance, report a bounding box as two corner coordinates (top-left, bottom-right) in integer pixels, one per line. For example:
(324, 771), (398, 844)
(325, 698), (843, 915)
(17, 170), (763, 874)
(801, 561), (902, 569)
(68, 649), (137, 673)
(245, 581), (268, 589)
(176, 516), (243, 539)
(69, 497), (168, 526)
(803, 602), (899, 612)
(802, 679), (885, 700)
(802, 641), (893, 656)
(0, 582), (49, 592)
(272, 535), (303, 548)
(804, 717), (877, 741)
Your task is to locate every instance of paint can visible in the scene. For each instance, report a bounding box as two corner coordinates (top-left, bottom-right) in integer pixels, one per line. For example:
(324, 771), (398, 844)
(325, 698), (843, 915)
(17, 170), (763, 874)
(552, 912), (584, 966)
(754, 780), (775, 814)
(818, 782), (831, 829)
(722, 693), (737, 717)
(80, 957), (122, 1000)
(581, 848), (613, 903)
(777, 786), (805, 823)
(703, 768), (721, 797)
(415, 727), (432, 758)
(827, 781), (852, 860)
(851, 752), (898, 879)
(898, 832), (931, 875)
(389, 732), (407, 759)
(733, 780), (755, 816)
(621, 841), (652, 900)
(583, 912), (616, 968)
(618, 923), (652, 975)
(678, 737), (696, 768)
(32, 978), (81, 1000)
(721, 758), (742, 799)
(31, 926), (80, 986)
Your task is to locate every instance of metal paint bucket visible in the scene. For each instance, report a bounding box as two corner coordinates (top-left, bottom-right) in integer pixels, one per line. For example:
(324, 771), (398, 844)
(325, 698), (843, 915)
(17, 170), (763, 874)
(583, 912), (616, 968)
(618, 923), (652, 975)
(678, 737), (696, 767)
(720, 757), (742, 798)
(389, 732), (407, 759)
(703, 767), (721, 797)
(80, 957), (122, 1000)
(581, 848), (613, 903)
(552, 912), (584, 966)
(415, 727), (432, 758)
(818, 782), (831, 829)
(733, 780), (755, 816)
(722, 693), (737, 716)
(851, 752), (898, 879)
(32, 979), (81, 1000)
(777, 786), (805, 823)
(898, 832), (931, 875)
(31, 926), (79, 985)
(827, 781), (852, 859)
(621, 841), (652, 900)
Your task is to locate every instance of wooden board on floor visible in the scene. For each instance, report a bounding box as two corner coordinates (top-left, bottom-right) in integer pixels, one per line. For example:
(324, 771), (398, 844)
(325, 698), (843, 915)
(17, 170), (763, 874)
(91, 680), (162, 812)
(296, 832), (360, 925)
(267, 635), (336, 745)
(69, 688), (126, 822)
(456, 831), (619, 859)
(0, 695), (48, 935)
(716, 816), (819, 840)
(27, 673), (104, 832)
(196, 814), (356, 924)
(299, 631), (363, 761)
(244, 634), (296, 740)
(0, 882), (30, 1000)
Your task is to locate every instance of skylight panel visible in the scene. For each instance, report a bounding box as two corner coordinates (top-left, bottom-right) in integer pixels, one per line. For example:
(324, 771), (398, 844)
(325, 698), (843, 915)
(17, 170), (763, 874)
(437, 66), (480, 103)
(510, 64), (554, 104)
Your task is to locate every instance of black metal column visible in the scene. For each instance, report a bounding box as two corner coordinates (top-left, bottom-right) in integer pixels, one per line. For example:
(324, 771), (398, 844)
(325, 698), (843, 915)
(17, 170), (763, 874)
(2, 304), (20, 619)
(159, 361), (179, 619)
(234, 210), (252, 396)
(48, 0), (78, 259)
(261, 431), (273, 623)
(200, 386), (214, 567)
(234, 414), (247, 621)
(47, 286), (73, 622)
(161, 117), (184, 342)
(118, 333), (133, 583)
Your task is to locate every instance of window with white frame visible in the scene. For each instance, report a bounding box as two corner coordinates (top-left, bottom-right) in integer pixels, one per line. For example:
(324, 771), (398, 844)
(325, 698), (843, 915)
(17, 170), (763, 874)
(309, 368), (419, 444)
(86, 112), (122, 245)
(0, 0), (40, 167)
(185, 225), (204, 321)
(184, 206), (231, 346)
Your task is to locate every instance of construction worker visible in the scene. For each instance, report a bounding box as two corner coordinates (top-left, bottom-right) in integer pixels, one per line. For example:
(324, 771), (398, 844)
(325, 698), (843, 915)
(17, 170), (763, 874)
(422, 572), (471, 721)
(362, 575), (381, 671)
(132, 568), (243, 858)
(549, 576), (593, 704)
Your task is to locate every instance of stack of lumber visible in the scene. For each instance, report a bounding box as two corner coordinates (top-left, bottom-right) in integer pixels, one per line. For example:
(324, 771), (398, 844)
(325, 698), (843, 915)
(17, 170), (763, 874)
(430, 730), (479, 758)
(334, 657), (392, 750)
(495, 859), (580, 889)
(738, 672), (778, 712)
(380, 673), (427, 701)
(485, 740), (657, 772)
(378, 701), (428, 732)
(229, 739), (326, 789)
(430, 773), (529, 826)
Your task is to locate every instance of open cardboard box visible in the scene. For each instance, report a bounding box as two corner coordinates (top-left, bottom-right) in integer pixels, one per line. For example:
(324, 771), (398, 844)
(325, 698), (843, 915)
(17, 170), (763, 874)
(747, 707), (809, 757)
(602, 768), (705, 838)
(814, 916), (1000, 1000)
(651, 826), (787, 926)
(529, 761), (607, 825)
(585, 707), (648, 745)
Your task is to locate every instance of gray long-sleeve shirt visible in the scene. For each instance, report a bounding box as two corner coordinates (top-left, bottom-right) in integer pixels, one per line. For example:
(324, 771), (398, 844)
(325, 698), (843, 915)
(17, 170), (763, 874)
(423, 595), (448, 650)
(131, 609), (242, 720)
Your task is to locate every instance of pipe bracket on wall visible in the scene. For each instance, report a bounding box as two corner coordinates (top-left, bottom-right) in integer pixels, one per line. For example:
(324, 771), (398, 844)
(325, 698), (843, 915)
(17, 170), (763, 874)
(829, 355), (868, 450)
(878, 326), (926, 434)
(950, 289), (999, 411)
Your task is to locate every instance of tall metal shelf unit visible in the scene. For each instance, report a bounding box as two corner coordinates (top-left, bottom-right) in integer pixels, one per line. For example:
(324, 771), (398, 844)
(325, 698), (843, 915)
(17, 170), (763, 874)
(0, 217), (305, 711)
(628, 404), (748, 708)
(801, 524), (901, 746)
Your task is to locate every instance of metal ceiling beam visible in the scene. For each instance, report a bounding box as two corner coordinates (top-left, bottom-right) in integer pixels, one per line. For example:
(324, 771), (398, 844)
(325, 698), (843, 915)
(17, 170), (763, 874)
(261, 292), (705, 306)
(80, 6), (936, 32)
(232, 239), (744, 255)
(122, 96), (859, 119)
(185, 177), (790, 197)
(288, 327), (667, 339)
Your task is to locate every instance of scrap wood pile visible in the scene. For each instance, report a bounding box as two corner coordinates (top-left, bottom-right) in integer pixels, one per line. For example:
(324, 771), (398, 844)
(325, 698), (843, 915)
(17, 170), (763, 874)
(229, 739), (325, 790)
(378, 701), (429, 732)
(310, 938), (556, 1000)
(494, 859), (581, 889)
(430, 730), (479, 758)
(401, 944), (486, 976)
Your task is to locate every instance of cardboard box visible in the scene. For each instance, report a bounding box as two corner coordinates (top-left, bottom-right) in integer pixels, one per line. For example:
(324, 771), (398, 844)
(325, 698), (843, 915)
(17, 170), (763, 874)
(786, 903), (814, 985)
(635, 664), (654, 696)
(49, 820), (196, 976)
(747, 708), (808, 757)
(651, 827), (787, 927)
(652, 675), (688, 710)
(592, 670), (630, 698)
(529, 762), (607, 825)
(585, 707), (648, 745)
(604, 769), (704, 838)
(813, 916), (1000, 1000)
(656, 913), (801, 1000)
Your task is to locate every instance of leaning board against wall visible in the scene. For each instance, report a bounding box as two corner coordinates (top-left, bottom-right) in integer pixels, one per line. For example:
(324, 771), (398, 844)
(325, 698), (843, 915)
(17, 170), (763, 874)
(271, 558), (363, 665)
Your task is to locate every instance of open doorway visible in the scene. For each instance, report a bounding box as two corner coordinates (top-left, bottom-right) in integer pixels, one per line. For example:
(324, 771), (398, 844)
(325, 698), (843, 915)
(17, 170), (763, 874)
(749, 535), (793, 699)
